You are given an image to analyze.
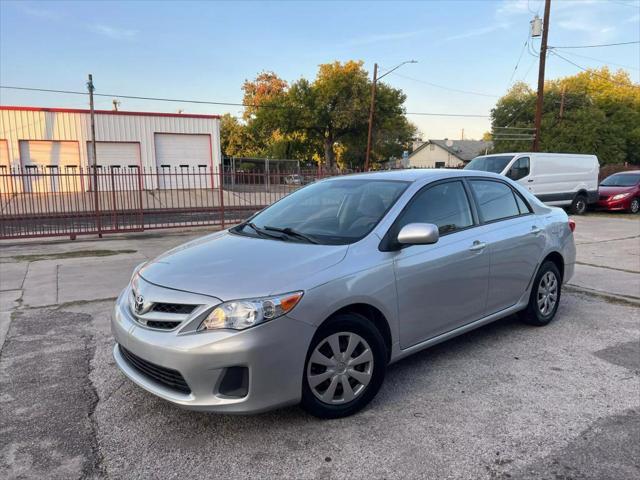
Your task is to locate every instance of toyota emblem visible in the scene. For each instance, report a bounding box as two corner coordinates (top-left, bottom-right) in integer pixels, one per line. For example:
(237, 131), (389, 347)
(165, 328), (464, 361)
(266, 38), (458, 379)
(134, 295), (145, 314)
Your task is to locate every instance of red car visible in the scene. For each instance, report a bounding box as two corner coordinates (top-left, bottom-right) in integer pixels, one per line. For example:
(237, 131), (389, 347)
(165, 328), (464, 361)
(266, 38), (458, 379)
(597, 170), (640, 214)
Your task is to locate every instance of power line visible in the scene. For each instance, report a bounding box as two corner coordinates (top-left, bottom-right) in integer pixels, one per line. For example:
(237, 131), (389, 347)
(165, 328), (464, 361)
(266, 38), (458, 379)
(382, 70), (498, 98)
(550, 48), (640, 71)
(549, 40), (640, 49)
(0, 84), (491, 118)
(508, 37), (530, 86)
(550, 51), (640, 87)
(405, 111), (489, 118)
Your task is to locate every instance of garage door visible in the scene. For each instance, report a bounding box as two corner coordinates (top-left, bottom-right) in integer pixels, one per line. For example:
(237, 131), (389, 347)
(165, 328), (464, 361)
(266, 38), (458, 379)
(88, 142), (140, 169)
(0, 140), (9, 169)
(154, 133), (211, 189)
(87, 142), (141, 191)
(19, 140), (81, 192)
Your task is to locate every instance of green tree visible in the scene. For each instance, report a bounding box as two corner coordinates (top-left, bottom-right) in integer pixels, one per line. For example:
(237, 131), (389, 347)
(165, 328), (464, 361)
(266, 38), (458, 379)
(490, 69), (640, 164)
(250, 60), (415, 171)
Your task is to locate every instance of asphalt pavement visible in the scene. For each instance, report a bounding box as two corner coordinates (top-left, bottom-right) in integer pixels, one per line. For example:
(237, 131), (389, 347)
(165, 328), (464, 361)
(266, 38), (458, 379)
(0, 213), (638, 479)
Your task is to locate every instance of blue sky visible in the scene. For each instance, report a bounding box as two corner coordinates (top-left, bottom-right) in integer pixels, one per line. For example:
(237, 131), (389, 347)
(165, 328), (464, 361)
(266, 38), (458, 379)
(1, 0), (638, 140)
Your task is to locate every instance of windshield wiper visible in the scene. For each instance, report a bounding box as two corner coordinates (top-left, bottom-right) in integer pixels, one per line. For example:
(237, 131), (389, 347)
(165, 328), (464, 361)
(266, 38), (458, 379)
(240, 222), (284, 240)
(263, 225), (319, 244)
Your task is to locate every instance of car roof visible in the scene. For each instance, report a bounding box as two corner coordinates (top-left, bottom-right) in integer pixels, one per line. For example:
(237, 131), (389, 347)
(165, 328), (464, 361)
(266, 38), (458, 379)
(326, 168), (504, 183)
(609, 170), (640, 175)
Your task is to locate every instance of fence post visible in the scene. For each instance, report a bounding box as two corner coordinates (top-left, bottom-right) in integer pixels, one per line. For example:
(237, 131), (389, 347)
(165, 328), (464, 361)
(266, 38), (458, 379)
(110, 167), (118, 231)
(136, 166), (144, 231)
(218, 166), (225, 229)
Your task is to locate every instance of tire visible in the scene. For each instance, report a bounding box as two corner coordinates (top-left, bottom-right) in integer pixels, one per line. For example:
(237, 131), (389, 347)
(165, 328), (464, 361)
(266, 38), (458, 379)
(519, 261), (562, 327)
(629, 198), (640, 214)
(570, 194), (588, 215)
(301, 313), (387, 419)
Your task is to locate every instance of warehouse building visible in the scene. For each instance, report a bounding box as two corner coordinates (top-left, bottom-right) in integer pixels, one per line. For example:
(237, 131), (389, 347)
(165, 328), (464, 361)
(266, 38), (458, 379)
(0, 106), (221, 190)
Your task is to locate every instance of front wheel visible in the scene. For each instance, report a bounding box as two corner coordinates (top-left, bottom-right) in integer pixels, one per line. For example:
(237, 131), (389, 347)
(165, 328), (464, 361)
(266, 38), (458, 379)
(519, 261), (562, 326)
(301, 313), (387, 419)
(629, 198), (640, 214)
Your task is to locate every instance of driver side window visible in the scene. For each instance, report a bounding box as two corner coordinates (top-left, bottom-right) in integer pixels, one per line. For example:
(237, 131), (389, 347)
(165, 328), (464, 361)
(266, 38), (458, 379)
(396, 181), (473, 235)
(509, 157), (530, 181)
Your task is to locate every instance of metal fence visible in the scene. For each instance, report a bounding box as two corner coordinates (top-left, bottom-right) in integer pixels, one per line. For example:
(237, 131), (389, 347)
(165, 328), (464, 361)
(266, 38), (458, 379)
(0, 166), (331, 240)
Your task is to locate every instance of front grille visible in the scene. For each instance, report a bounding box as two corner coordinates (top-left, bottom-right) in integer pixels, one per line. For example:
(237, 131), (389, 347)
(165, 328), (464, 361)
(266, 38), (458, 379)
(146, 320), (181, 330)
(119, 346), (191, 394)
(151, 303), (196, 314)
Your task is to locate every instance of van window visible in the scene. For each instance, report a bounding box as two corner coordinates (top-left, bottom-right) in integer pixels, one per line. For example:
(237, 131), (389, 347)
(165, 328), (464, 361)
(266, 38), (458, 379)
(464, 155), (515, 174)
(508, 157), (530, 180)
(470, 180), (520, 222)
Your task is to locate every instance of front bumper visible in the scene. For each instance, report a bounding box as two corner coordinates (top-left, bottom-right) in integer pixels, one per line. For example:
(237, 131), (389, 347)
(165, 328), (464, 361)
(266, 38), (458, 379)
(596, 197), (631, 211)
(111, 286), (316, 413)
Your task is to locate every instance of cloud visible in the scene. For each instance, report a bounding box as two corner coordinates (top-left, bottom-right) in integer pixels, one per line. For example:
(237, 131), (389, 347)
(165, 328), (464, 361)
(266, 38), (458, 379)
(626, 13), (640, 23)
(346, 30), (426, 46)
(440, 23), (510, 43)
(21, 6), (65, 20)
(90, 24), (138, 40)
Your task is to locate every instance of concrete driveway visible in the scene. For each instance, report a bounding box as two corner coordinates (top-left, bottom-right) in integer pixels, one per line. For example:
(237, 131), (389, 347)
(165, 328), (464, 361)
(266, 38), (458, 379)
(1, 213), (638, 479)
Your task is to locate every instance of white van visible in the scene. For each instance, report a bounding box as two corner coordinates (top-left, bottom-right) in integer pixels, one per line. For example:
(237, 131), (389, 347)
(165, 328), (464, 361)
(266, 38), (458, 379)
(464, 152), (599, 214)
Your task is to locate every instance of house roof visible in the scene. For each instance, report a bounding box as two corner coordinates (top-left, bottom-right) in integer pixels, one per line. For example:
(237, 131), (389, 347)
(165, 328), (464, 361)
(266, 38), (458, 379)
(410, 139), (492, 161)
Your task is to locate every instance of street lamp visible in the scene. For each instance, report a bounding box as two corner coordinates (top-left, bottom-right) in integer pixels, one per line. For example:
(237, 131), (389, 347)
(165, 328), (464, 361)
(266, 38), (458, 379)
(364, 60), (417, 171)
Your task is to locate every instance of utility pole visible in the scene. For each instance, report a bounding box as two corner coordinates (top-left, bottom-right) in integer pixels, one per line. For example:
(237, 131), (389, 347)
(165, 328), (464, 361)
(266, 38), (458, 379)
(364, 63), (378, 171)
(364, 60), (417, 171)
(559, 84), (566, 120)
(87, 74), (102, 237)
(532, 0), (551, 152)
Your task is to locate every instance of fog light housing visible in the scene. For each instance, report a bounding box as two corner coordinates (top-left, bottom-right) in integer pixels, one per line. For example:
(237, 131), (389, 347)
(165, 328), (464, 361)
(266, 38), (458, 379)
(218, 366), (249, 398)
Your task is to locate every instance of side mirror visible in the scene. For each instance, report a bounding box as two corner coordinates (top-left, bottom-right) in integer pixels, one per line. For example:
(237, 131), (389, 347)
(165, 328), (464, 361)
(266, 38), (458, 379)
(397, 223), (439, 246)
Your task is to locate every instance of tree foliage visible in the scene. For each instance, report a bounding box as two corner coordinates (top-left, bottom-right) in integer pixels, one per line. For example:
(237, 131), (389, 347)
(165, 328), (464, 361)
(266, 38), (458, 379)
(490, 68), (640, 165)
(220, 61), (416, 170)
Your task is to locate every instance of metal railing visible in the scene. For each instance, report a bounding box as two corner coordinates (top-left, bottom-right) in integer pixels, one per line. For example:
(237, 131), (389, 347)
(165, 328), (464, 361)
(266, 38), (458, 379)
(0, 165), (334, 240)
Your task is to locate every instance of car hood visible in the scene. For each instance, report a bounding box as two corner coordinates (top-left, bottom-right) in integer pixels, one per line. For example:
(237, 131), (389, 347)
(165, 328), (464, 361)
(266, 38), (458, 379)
(599, 185), (636, 196)
(139, 230), (349, 300)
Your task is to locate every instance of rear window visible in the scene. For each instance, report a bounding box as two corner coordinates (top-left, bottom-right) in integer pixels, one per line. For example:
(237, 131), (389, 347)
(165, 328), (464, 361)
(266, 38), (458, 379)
(470, 180), (520, 222)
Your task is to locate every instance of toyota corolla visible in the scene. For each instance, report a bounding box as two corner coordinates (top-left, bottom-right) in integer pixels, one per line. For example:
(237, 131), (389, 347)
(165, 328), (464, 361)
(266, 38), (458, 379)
(112, 169), (576, 418)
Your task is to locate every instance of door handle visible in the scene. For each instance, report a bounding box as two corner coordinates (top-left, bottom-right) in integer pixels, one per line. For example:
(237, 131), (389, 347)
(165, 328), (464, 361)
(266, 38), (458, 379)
(527, 179), (534, 182)
(530, 226), (543, 235)
(469, 241), (487, 252)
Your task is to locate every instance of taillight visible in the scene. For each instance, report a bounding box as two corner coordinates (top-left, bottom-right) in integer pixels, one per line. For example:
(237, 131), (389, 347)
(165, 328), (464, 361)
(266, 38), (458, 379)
(568, 219), (576, 233)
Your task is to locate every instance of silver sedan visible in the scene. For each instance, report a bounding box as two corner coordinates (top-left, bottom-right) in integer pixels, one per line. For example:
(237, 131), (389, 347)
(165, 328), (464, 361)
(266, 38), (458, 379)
(112, 169), (576, 418)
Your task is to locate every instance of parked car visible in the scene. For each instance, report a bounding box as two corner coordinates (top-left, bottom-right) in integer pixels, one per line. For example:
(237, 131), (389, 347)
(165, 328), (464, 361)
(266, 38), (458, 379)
(465, 152), (599, 214)
(283, 174), (302, 185)
(112, 169), (576, 418)
(597, 170), (640, 214)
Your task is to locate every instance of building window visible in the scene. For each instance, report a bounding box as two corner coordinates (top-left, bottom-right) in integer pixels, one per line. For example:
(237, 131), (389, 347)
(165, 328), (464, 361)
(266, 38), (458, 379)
(435, 162), (445, 168)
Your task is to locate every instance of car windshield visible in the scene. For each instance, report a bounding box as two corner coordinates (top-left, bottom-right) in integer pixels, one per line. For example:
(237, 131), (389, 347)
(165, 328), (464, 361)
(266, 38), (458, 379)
(600, 173), (640, 187)
(464, 155), (515, 174)
(232, 178), (409, 245)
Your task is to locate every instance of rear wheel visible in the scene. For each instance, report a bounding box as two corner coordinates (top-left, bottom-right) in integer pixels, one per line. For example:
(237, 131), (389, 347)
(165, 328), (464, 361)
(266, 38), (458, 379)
(629, 198), (640, 214)
(301, 313), (387, 419)
(570, 194), (588, 215)
(519, 261), (562, 326)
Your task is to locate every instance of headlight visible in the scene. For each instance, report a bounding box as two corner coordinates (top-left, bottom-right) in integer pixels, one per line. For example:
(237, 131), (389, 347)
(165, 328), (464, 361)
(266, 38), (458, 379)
(199, 291), (303, 331)
(611, 193), (631, 200)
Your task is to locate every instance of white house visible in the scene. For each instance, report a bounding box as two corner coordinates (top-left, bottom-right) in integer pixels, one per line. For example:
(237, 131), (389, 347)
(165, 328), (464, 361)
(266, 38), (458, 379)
(408, 139), (492, 168)
(0, 106), (221, 190)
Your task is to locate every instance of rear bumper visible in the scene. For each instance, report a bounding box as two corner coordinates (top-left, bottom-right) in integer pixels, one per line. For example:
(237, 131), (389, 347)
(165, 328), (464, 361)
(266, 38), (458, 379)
(112, 288), (316, 413)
